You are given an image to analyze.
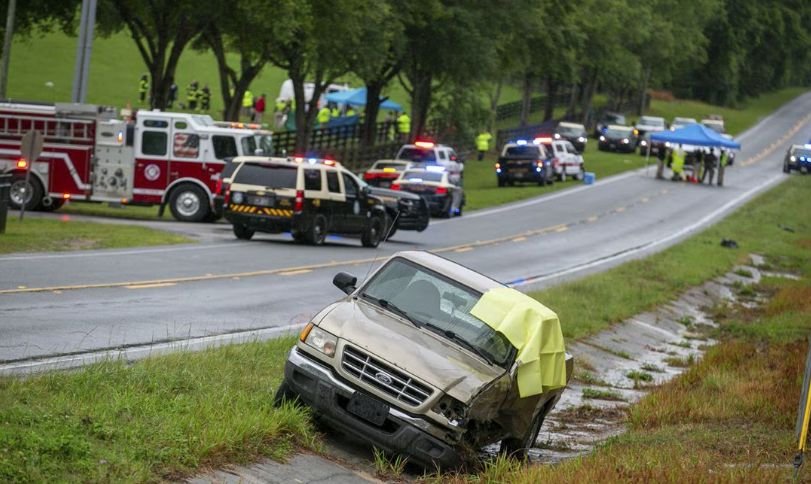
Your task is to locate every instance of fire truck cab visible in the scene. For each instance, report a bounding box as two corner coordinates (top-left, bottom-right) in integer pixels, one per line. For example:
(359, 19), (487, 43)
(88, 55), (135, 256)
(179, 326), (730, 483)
(0, 102), (272, 222)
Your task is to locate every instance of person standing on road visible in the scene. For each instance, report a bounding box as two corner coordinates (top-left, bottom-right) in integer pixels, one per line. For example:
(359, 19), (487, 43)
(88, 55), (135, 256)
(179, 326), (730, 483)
(475, 130), (493, 161)
(656, 146), (669, 179)
(671, 144), (685, 181)
(702, 148), (717, 185)
(397, 111), (411, 142)
(138, 74), (149, 106)
(200, 85), (211, 112)
(717, 149), (729, 187)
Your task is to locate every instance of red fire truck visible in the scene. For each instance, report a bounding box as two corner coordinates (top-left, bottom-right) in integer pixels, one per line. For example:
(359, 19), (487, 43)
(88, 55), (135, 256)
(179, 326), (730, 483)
(0, 102), (272, 222)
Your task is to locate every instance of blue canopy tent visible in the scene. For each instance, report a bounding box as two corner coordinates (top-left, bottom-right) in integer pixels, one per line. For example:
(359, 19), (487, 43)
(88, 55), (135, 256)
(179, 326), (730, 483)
(650, 123), (741, 150)
(324, 87), (402, 111)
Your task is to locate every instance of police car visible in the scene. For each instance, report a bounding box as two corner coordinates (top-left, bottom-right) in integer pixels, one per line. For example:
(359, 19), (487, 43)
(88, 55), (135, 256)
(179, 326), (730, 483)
(224, 156), (388, 247)
(597, 125), (638, 153)
(362, 159), (415, 188)
(392, 166), (464, 218)
(496, 140), (554, 187)
(395, 141), (464, 178)
(784, 144), (811, 174)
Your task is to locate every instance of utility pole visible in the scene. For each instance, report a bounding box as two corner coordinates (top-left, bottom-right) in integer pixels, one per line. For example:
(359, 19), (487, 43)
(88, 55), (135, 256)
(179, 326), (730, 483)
(0, 0), (17, 99)
(71, 0), (97, 103)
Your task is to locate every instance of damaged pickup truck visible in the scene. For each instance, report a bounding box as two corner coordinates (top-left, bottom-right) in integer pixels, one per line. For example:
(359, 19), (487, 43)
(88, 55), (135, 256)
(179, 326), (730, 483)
(276, 251), (573, 468)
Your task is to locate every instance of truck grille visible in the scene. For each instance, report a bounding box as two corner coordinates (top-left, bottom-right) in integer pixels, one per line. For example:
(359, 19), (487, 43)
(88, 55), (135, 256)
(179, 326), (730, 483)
(342, 345), (432, 407)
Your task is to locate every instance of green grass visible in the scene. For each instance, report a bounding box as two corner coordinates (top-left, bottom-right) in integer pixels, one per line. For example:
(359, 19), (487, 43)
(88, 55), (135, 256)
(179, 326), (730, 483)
(58, 201), (168, 221)
(533, 175), (811, 340)
(0, 216), (190, 254)
(0, 337), (316, 482)
(582, 388), (625, 401)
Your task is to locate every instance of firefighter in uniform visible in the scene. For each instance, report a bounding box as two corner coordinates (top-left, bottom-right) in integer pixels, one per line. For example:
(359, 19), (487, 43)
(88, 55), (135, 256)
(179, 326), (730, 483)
(138, 74), (149, 105)
(397, 111), (411, 142)
(475, 130), (492, 161)
(671, 145), (686, 181)
(329, 103), (340, 119)
(186, 81), (198, 111)
(242, 90), (254, 120)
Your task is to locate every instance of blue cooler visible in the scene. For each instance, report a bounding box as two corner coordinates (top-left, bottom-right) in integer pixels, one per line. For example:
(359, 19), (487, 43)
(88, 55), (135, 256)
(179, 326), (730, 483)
(584, 172), (596, 185)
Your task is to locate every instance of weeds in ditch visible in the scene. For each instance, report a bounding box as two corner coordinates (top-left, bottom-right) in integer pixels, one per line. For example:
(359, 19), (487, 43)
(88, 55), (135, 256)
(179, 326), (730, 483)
(640, 363), (664, 373)
(372, 447), (408, 479)
(626, 370), (654, 388)
(573, 369), (611, 386)
(664, 354), (695, 368)
(734, 268), (753, 278)
(582, 388), (626, 401)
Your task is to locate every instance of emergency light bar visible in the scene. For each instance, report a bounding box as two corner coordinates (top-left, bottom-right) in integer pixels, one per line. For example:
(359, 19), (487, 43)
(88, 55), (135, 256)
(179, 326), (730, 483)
(414, 141), (435, 148)
(515, 139), (528, 145)
(533, 137), (552, 144)
(425, 165), (445, 172)
(383, 167), (397, 173)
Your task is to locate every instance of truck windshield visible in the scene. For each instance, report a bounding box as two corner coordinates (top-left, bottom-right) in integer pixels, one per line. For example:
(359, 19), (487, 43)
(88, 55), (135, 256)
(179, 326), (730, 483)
(398, 148), (436, 162)
(504, 145), (541, 158)
(605, 128), (632, 138)
(233, 163), (297, 189)
(360, 258), (515, 367)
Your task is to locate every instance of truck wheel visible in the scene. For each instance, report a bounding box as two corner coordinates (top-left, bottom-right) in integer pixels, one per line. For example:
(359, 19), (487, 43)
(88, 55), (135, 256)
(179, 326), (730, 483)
(306, 214), (327, 245)
(233, 224), (254, 240)
(361, 214), (384, 248)
(783, 162), (790, 174)
(169, 184), (210, 222)
(499, 409), (546, 460)
(9, 175), (43, 211)
(383, 214), (398, 240)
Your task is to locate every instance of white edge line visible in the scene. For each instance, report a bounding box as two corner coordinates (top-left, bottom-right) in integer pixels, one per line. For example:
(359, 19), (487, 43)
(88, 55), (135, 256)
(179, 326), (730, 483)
(0, 323), (303, 376)
(510, 173), (786, 287)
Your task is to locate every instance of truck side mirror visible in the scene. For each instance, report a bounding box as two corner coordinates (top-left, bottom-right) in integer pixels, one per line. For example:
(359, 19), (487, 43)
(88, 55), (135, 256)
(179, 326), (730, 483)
(333, 272), (357, 295)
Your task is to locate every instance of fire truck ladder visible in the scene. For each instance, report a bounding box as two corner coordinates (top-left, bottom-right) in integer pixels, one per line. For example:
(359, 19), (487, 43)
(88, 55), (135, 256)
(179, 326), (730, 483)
(0, 114), (95, 143)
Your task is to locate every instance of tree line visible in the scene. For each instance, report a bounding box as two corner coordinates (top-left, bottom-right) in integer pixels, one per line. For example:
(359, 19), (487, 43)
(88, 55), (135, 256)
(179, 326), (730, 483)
(5, 0), (811, 150)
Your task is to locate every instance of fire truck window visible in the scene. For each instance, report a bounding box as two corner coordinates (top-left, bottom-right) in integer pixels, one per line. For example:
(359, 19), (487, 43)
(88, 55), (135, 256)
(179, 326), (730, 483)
(142, 131), (168, 156)
(143, 120), (169, 128)
(173, 133), (200, 158)
(212, 136), (238, 159)
(304, 169), (322, 191)
(174, 121), (188, 130)
(326, 171), (340, 193)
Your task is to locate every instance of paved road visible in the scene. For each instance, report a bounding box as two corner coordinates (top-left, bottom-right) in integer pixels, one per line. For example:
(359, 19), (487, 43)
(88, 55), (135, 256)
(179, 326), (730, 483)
(2, 92), (810, 364)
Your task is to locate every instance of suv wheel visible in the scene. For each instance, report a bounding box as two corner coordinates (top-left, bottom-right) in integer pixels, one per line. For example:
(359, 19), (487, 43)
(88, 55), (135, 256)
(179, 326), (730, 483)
(361, 214), (384, 248)
(383, 214), (398, 241)
(233, 224), (254, 240)
(783, 161), (790, 174)
(306, 214), (327, 245)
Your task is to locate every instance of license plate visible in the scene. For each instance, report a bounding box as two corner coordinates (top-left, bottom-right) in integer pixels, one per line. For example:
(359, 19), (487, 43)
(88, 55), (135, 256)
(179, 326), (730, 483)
(347, 392), (389, 426)
(247, 195), (275, 207)
(511, 168), (528, 175)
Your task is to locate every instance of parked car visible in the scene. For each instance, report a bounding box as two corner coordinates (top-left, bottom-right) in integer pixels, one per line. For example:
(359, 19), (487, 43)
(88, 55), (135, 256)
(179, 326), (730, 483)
(670, 117), (697, 131)
(362, 159), (415, 188)
(554, 122), (588, 153)
(395, 141), (463, 178)
(597, 125), (638, 153)
(633, 116), (667, 140)
(392, 167), (465, 218)
(276, 251), (573, 468)
(638, 133), (668, 157)
(783, 144), (811, 174)
(533, 137), (586, 181)
(594, 112), (626, 137)
(496, 141), (554, 187)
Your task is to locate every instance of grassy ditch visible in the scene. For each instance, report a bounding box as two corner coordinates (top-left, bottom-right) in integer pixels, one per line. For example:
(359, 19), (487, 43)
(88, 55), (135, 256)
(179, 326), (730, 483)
(0, 338), (315, 482)
(0, 217), (191, 254)
(536, 174), (810, 340)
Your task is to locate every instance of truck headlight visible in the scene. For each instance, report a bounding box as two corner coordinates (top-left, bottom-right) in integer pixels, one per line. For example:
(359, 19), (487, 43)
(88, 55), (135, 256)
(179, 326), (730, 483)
(300, 323), (337, 357)
(577, 136), (586, 142)
(622, 138), (630, 144)
(790, 156), (797, 162)
(231, 191), (245, 204)
(433, 395), (468, 426)
(599, 136), (606, 141)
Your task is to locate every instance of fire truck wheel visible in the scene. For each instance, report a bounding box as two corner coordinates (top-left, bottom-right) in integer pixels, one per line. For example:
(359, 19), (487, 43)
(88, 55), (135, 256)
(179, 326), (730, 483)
(39, 199), (66, 212)
(169, 184), (210, 222)
(232, 224), (254, 240)
(9, 175), (43, 211)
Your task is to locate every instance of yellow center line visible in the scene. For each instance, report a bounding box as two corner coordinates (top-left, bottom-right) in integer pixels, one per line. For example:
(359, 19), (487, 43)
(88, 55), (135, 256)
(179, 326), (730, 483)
(512, 236), (527, 242)
(278, 269), (313, 276)
(555, 226), (568, 233)
(125, 282), (177, 290)
(586, 215), (599, 223)
(454, 247), (474, 253)
(615, 207), (626, 213)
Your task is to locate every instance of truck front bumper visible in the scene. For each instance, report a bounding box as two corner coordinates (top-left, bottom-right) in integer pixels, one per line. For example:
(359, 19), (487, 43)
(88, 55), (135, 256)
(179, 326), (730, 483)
(283, 346), (462, 468)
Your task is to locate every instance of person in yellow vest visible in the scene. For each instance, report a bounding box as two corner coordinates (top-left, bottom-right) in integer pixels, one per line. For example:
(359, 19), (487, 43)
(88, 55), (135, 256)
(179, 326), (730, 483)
(242, 90), (254, 119)
(717, 148), (729, 187)
(671, 144), (685, 181)
(397, 111), (411, 142)
(317, 105), (331, 127)
(345, 106), (357, 117)
(475, 130), (493, 161)
(138, 74), (149, 105)
(186, 81), (198, 111)
(329, 103), (340, 119)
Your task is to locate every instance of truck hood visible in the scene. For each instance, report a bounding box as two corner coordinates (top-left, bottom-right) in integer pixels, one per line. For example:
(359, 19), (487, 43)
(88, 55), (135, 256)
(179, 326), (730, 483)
(318, 298), (507, 403)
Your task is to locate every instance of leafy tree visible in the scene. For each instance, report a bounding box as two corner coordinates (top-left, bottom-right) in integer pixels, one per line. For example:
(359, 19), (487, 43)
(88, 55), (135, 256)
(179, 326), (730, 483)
(0, 0), (80, 41)
(97, 0), (213, 109)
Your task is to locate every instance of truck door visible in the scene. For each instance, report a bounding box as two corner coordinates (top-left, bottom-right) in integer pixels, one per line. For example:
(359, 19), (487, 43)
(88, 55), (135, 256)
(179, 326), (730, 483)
(169, 119), (205, 189)
(340, 172), (364, 232)
(133, 118), (170, 202)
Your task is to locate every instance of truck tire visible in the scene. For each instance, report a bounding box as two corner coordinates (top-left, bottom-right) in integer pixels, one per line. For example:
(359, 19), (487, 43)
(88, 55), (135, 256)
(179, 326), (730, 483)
(383, 214), (398, 241)
(233, 224), (254, 240)
(499, 409), (547, 460)
(361, 214), (384, 248)
(9, 174), (43, 211)
(169, 184), (210, 222)
(305, 214), (328, 245)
